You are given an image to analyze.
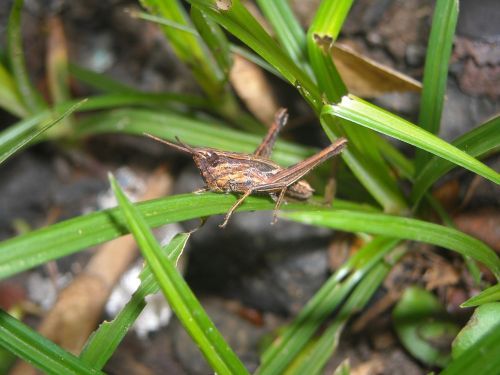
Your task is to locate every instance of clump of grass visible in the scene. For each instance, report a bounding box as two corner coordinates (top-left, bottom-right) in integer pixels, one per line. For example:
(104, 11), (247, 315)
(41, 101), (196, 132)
(0, 0), (499, 374)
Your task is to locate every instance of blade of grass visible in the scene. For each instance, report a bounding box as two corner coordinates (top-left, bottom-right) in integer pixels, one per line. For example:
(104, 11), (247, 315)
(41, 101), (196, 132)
(80, 232), (190, 369)
(230, 45), (283, 81)
(415, 0), (459, 168)
(324, 95), (500, 185)
(76, 108), (313, 167)
(320, 115), (408, 213)
(7, 0), (46, 113)
(288, 258), (396, 375)
(461, 284), (500, 308)
(441, 321), (500, 375)
(307, 0), (407, 214)
(256, 0), (312, 75)
(69, 64), (209, 107)
(139, 0), (224, 98)
(0, 99), (86, 164)
(412, 115), (500, 204)
(0, 195), (373, 280)
(0, 309), (104, 375)
(282, 209), (500, 279)
(0, 94), (209, 157)
(191, 7), (232, 77)
(110, 175), (249, 374)
(259, 237), (400, 374)
(0, 63), (27, 117)
(186, 0), (321, 110)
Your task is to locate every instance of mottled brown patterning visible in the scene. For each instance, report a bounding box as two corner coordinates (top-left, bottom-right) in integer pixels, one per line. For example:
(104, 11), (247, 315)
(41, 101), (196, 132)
(145, 108), (347, 228)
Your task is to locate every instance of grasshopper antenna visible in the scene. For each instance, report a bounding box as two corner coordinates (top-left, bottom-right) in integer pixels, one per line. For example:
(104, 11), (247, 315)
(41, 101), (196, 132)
(143, 133), (195, 154)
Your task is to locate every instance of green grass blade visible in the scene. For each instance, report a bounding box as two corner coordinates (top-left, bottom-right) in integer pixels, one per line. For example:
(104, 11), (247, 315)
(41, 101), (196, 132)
(0, 94), (209, 157)
(256, 0), (311, 74)
(0, 63), (27, 117)
(461, 284), (500, 308)
(306, 0), (353, 100)
(110, 175), (249, 374)
(321, 110), (408, 214)
(7, 0), (46, 113)
(306, 0), (407, 214)
(283, 210), (500, 279)
(0, 99), (86, 165)
(0, 195), (369, 280)
(0, 309), (104, 375)
(80, 232), (190, 369)
(76, 108), (313, 167)
(415, 0), (459, 167)
(191, 7), (232, 77)
(259, 237), (399, 374)
(230, 45), (284, 81)
(324, 96), (500, 185)
(289, 260), (394, 375)
(139, 0), (223, 98)
(441, 321), (500, 375)
(412, 115), (500, 203)
(186, 0), (321, 110)
(69, 64), (143, 94)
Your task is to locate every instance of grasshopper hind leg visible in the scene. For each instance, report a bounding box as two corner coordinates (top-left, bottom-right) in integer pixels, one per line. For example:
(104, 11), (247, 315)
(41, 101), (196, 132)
(271, 187), (288, 224)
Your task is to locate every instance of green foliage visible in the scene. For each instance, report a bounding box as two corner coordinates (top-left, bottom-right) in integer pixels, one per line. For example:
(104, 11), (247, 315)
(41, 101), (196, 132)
(0, 0), (498, 374)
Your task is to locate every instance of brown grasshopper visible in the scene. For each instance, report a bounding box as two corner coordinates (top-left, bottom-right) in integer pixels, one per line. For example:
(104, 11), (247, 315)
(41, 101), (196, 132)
(145, 109), (347, 228)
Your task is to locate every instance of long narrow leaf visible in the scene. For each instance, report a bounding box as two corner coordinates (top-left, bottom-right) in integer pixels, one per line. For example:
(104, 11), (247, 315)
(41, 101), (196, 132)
(324, 96), (500, 185)
(461, 284), (500, 308)
(412, 115), (500, 203)
(186, 0), (321, 110)
(0, 63), (27, 117)
(288, 260), (394, 375)
(80, 233), (190, 368)
(441, 322), (500, 375)
(0, 196), (371, 280)
(139, 0), (223, 97)
(7, 0), (46, 113)
(283, 210), (500, 279)
(0, 310), (104, 375)
(110, 175), (249, 374)
(306, 0), (407, 213)
(76, 108), (313, 167)
(259, 237), (399, 374)
(191, 7), (232, 77)
(0, 99), (86, 164)
(415, 0), (459, 167)
(256, 0), (311, 75)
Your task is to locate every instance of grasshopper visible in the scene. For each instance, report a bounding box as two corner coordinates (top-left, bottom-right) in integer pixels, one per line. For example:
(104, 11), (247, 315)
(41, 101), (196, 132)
(145, 109), (347, 228)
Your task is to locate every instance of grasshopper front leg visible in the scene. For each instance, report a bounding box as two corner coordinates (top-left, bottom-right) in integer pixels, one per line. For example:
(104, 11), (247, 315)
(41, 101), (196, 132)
(219, 190), (253, 228)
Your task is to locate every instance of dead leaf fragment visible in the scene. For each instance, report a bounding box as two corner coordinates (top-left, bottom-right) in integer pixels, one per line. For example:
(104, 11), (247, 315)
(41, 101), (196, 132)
(229, 54), (279, 125)
(332, 43), (422, 98)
